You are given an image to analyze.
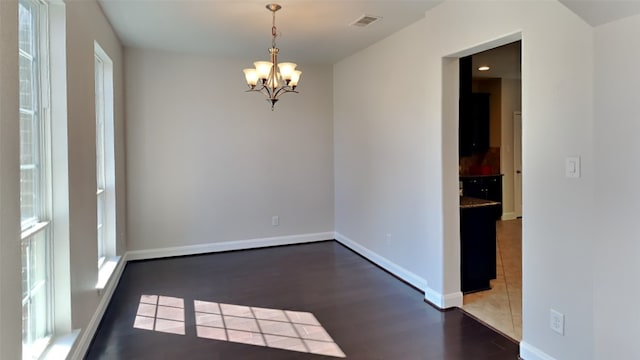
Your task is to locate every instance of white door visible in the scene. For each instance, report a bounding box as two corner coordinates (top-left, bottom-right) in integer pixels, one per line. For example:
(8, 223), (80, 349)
(514, 111), (522, 218)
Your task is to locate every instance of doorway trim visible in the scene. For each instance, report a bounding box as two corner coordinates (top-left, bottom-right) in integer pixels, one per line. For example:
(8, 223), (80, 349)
(441, 32), (523, 308)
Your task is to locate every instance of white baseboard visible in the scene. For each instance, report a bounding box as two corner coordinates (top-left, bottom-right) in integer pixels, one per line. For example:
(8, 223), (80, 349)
(334, 232), (428, 292)
(70, 256), (127, 360)
(502, 212), (518, 221)
(125, 232), (335, 261)
(424, 287), (463, 309)
(520, 341), (557, 360)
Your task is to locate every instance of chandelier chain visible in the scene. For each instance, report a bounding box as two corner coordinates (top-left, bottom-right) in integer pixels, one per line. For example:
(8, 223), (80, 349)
(271, 9), (277, 48)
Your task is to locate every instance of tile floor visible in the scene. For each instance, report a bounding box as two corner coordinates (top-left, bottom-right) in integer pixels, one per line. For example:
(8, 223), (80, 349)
(462, 218), (522, 341)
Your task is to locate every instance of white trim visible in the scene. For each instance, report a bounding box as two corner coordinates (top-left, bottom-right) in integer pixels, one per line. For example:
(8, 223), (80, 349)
(520, 341), (557, 360)
(424, 287), (463, 309)
(502, 212), (518, 221)
(42, 329), (79, 360)
(96, 256), (120, 290)
(125, 232), (335, 261)
(334, 232), (463, 309)
(21, 220), (50, 239)
(334, 232), (428, 291)
(69, 256), (126, 360)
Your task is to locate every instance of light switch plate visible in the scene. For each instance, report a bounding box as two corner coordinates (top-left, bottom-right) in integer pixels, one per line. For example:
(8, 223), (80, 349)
(565, 156), (580, 178)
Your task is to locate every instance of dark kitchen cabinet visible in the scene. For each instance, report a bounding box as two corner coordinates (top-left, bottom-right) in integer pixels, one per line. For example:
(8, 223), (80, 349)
(470, 93), (490, 152)
(460, 175), (502, 219)
(460, 203), (499, 293)
(459, 93), (490, 156)
(459, 56), (490, 156)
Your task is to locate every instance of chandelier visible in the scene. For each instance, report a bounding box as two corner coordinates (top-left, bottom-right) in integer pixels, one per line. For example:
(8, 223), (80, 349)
(243, 3), (301, 110)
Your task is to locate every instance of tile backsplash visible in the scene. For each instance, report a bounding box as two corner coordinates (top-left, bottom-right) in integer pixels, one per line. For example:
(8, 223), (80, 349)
(459, 147), (500, 175)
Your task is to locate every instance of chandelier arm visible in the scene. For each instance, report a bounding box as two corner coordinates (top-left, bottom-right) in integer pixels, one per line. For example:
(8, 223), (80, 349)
(245, 85), (277, 101)
(247, 82), (266, 93)
(262, 86), (276, 100)
(262, 86), (274, 99)
(245, 88), (264, 95)
(273, 87), (299, 99)
(251, 83), (264, 91)
(251, 80), (271, 95)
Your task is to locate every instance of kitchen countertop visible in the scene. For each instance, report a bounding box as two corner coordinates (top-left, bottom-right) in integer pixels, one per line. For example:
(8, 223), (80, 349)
(460, 196), (501, 209)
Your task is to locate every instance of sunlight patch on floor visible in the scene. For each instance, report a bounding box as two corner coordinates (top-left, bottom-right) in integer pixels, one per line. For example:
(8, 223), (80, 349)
(195, 300), (345, 358)
(133, 295), (186, 335)
(132, 295), (346, 358)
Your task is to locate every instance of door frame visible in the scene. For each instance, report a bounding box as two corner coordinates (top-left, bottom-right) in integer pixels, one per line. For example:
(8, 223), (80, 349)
(442, 31), (523, 307)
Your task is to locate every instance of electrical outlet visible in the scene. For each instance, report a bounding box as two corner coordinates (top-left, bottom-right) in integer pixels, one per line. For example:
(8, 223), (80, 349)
(550, 309), (564, 335)
(272, 216), (279, 226)
(386, 233), (392, 242)
(565, 156), (580, 178)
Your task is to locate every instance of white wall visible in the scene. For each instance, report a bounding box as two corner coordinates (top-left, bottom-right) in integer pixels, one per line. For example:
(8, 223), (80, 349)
(65, 0), (126, 331)
(334, 19), (433, 290)
(593, 13), (640, 359)
(334, 1), (595, 359)
(125, 48), (334, 251)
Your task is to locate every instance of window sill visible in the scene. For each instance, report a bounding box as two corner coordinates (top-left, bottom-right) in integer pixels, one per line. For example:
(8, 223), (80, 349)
(42, 330), (79, 360)
(25, 336), (51, 360)
(96, 256), (121, 291)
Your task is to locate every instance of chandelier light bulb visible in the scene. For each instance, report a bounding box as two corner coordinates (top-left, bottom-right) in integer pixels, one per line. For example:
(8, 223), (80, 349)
(254, 61), (274, 81)
(289, 70), (302, 87)
(278, 62), (297, 82)
(243, 69), (259, 88)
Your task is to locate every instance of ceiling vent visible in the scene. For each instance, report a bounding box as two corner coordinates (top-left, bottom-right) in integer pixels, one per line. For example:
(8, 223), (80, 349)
(349, 15), (382, 28)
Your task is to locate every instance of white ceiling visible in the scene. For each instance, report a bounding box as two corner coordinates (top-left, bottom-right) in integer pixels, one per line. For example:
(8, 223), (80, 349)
(97, 0), (640, 65)
(558, 0), (640, 26)
(97, 0), (443, 65)
(472, 41), (521, 80)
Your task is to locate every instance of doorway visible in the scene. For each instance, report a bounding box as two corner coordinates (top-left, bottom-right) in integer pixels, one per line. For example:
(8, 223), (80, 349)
(456, 41), (523, 341)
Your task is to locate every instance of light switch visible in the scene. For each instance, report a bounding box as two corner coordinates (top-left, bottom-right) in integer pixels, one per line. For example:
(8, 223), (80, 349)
(565, 156), (580, 178)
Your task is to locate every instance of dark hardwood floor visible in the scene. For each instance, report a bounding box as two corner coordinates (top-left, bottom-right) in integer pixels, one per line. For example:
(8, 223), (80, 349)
(86, 241), (519, 359)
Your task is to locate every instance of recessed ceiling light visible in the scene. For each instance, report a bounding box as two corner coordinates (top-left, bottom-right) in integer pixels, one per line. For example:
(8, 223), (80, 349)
(478, 66), (490, 71)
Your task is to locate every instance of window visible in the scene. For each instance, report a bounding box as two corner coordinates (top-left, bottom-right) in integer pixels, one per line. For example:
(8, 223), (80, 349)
(95, 54), (106, 267)
(94, 43), (115, 269)
(19, 0), (52, 358)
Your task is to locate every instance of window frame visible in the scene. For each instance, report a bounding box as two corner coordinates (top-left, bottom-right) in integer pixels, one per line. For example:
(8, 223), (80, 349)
(94, 42), (115, 271)
(18, 0), (54, 358)
(95, 54), (106, 267)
